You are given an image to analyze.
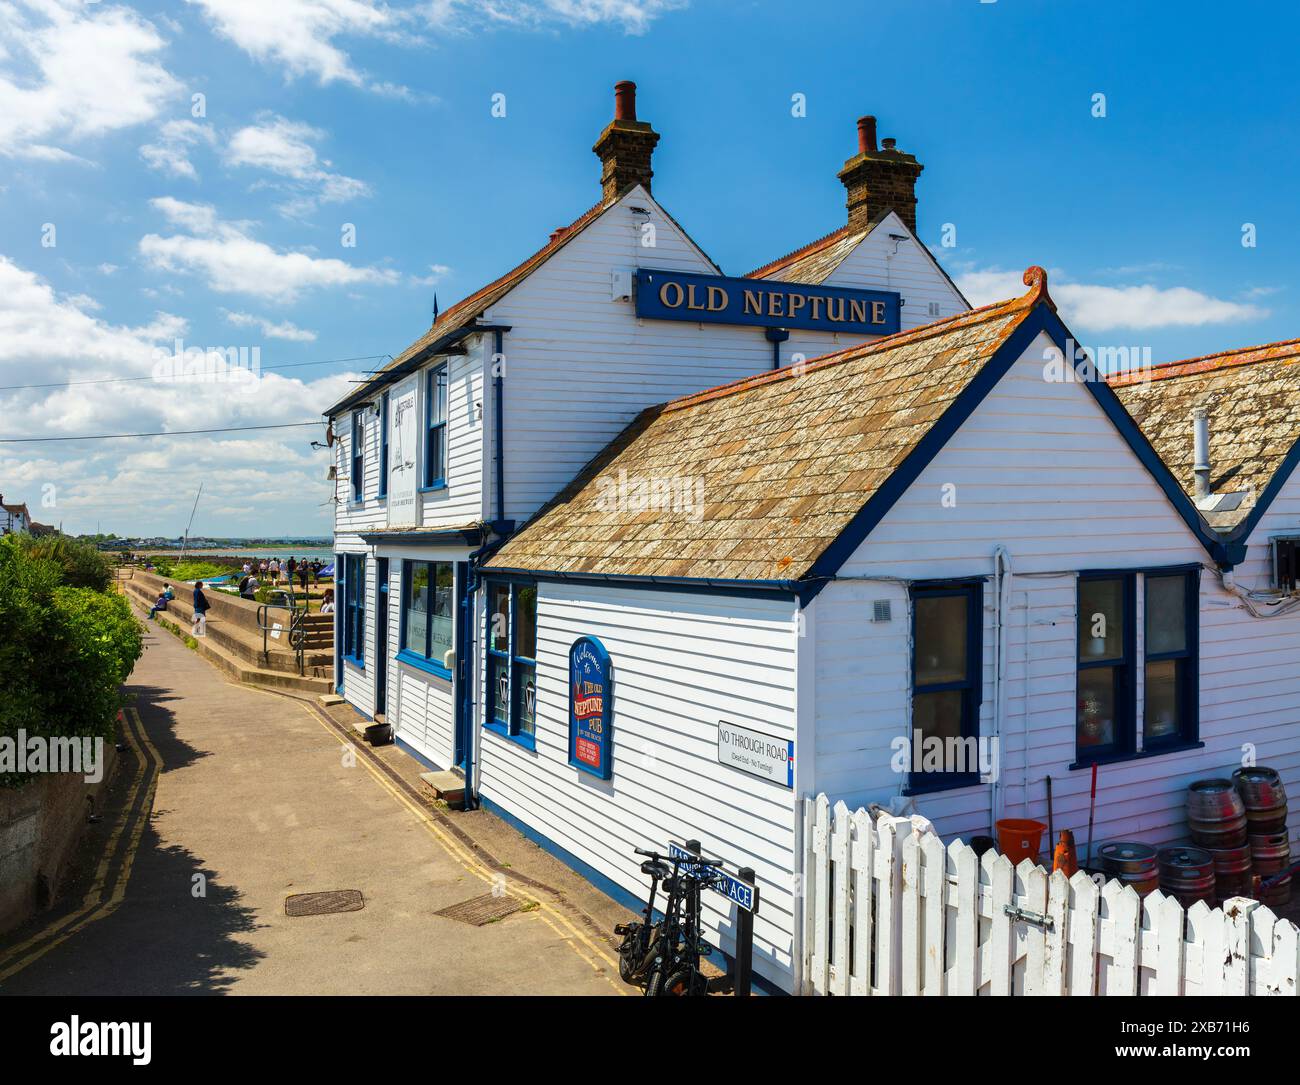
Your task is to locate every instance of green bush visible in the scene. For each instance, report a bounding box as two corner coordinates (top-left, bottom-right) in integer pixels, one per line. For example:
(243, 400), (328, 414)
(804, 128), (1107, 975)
(0, 536), (143, 788)
(18, 534), (112, 592)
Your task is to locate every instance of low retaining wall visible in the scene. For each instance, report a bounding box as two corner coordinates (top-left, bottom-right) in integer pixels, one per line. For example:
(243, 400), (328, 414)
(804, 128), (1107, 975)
(0, 744), (118, 936)
(130, 569), (332, 639)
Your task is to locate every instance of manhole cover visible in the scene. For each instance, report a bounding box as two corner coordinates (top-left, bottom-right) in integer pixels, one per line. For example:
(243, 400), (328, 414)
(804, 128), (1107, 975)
(435, 893), (522, 926)
(285, 890), (365, 917)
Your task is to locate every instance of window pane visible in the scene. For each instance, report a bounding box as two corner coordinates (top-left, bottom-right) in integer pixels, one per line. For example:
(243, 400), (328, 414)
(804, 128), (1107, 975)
(489, 584), (510, 652)
(515, 585), (537, 659)
(490, 657), (509, 724)
(1145, 659), (1181, 740)
(430, 562), (453, 661)
(914, 594), (968, 685)
(1079, 578), (1125, 662)
(914, 689), (964, 746)
(405, 563), (428, 654)
(1146, 575), (1187, 655)
(1077, 666), (1118, 748)
(513, 661), (536, 736)
(432, 366), (447, 424)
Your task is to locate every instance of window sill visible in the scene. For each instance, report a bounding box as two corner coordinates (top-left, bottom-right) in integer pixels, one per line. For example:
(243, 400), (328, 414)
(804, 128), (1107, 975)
(903, 772), (982, 797)
(343, 655), (365, 672)
(419, 481), (448, 494)
(396, 649), (451, 682)
(483, 719), (536, 752)
(1069, 740), (1204, 771)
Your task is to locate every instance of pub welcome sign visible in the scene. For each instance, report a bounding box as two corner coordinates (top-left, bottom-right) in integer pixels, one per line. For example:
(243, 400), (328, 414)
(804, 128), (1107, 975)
(569, 636), (614, 779)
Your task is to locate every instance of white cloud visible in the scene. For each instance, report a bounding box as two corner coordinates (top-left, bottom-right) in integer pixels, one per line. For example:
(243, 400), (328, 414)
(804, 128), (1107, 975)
(140, 197), (400, 302)
(957, 267), (1268, 332)
(0, 1), (180, 160)
(226, 115), (370, 215)
(140, 119), (216, 179)
(425, 0), (687, 34)
(222, 309), (318, 342)
(186, 0), (408, 90)
(0, 254), (356, 535)
(411, 263), (451, 286)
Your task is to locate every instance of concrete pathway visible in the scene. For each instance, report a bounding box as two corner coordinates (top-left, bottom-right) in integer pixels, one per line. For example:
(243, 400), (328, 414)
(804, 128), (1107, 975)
(0, 619), (625, 995)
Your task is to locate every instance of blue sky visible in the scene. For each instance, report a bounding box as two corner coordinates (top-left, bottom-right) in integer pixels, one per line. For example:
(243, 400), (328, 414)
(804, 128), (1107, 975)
(1, 0), (1296, 536)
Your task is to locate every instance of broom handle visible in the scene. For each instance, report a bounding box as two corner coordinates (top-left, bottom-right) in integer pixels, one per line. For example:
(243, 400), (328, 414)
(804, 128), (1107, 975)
(1086, 763), (1098, 868)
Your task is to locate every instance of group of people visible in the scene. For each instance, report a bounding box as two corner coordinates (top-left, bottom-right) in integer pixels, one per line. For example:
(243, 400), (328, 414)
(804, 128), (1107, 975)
(235, 556), (324, 600)
(149, 581), (211, 637)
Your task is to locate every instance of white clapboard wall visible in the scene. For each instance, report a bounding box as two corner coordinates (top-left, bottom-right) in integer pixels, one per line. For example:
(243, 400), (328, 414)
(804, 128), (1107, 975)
(801, 794), (1299, 996)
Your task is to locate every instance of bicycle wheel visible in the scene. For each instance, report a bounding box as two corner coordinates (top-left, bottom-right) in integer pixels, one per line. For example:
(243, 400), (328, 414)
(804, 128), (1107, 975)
(656, 967), (705, 996)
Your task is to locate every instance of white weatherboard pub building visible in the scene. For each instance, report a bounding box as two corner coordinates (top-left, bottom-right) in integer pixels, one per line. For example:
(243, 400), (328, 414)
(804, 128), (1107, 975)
(324, 84), (1300, 994)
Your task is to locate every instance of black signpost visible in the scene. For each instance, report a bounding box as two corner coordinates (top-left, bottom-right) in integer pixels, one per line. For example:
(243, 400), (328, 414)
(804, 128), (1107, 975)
(681, 839), (759, 997)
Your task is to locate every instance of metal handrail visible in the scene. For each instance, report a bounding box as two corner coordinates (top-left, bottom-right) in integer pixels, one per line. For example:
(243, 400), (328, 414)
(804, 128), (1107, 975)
(256, 599), (308, 676)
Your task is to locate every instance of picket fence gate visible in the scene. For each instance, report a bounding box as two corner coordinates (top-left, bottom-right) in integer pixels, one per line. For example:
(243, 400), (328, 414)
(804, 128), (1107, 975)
(801, 794), (1299, 996)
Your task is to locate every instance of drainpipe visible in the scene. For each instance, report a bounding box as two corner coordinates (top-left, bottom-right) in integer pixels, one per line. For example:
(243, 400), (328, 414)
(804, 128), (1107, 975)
(989, 545), (1011, 838)
(765, 327), (789, 370)
(1193, 408), (1211, 502)
(493, 328), (506, 525)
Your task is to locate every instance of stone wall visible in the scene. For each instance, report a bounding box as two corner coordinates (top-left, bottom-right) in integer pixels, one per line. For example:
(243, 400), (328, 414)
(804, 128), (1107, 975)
(0, 742), (118, 936)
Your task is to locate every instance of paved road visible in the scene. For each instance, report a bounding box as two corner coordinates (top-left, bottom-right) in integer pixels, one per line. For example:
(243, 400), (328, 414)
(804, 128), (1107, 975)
(0, 619), (623, 995)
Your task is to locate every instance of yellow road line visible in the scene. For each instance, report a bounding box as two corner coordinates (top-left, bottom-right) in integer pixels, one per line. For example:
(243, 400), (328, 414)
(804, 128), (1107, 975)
(0, 707), (159, 981)
(284, 697), (627, 991)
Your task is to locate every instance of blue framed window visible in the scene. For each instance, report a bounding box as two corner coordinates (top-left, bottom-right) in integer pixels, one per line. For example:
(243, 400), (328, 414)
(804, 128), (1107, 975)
(1143, 570), (1199, 749)
(484, 581), (537, 745)
(424, 363), (448, 489)
(398, 560), (453, 678)
(1076, 573), (1136, 760)
(342, 553), (366, 666)
(377, 391), (389, 499)
(909, 581), (982, 792)
(350, 409), (364, 503)
(1075, 568), (1200, 763)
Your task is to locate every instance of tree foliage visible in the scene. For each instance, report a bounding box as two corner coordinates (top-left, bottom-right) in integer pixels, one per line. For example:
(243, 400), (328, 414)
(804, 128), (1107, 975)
(0, 536), (143, 787)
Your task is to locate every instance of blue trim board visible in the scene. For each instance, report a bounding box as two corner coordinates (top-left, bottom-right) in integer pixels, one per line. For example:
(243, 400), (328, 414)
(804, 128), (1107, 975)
(484, 566), (799, 600)
(396, 648), (452, 682)
(1223, 434), (1300, 553)
(477, 794), (786, 995)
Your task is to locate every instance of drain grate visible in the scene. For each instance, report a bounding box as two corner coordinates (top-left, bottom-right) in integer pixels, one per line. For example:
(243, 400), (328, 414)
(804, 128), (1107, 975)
(435, 893), (522, 926)
(285, 889), (365, 917)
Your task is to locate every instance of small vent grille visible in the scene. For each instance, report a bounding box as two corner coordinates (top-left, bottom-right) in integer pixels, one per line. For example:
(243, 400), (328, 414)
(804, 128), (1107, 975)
(871, 599), (892, 623)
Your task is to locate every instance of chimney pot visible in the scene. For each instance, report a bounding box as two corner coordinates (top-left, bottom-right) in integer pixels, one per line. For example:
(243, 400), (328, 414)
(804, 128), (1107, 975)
(881, 137), (896, 151)
(594, 81), (659, 202)
(837, 116), (923, 233)
(614, 81), (637, 121)
(857, 115), (877, 154)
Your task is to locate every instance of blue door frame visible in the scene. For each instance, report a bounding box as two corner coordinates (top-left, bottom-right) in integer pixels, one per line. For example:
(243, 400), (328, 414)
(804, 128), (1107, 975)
(334, 551), (344, 694)
(454, 561), (471, 772)
(375, 557), (389, 716)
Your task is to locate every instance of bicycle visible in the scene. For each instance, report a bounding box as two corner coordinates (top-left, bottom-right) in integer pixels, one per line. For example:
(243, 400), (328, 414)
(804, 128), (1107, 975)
(614, 848), (675, 985)
(636, 848), (723, 996)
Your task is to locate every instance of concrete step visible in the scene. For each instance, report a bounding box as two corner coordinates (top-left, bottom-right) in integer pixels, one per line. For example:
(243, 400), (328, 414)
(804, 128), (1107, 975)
(420, 770), (466, 807)
(127, 581), (331, 675)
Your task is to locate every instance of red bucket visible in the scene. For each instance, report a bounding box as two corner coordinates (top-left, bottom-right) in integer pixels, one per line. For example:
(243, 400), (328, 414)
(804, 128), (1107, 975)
(996, 818), (1047, 865)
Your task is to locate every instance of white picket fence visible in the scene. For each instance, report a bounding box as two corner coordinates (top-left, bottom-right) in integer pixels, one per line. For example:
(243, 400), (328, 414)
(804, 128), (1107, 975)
(801, 794), (1300, 996)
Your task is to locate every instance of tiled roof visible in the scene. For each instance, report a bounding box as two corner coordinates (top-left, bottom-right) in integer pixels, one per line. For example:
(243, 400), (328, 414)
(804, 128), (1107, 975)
(746, 224), (870, 284)
(1109, 340), (1300, 530)
(486, 270), (1048, 582)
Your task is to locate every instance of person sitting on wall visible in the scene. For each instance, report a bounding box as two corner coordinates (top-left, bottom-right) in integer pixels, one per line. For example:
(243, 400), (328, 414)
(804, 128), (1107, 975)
(148, 585), (172, 620)
(241, 574), (259, 600)
(320, 588), (335, 615)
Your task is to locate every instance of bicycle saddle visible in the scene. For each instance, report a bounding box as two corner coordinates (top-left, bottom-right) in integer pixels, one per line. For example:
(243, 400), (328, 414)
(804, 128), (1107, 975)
(640, 859), (672, 880)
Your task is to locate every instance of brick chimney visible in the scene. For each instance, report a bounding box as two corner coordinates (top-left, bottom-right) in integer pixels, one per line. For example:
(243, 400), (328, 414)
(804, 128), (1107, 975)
(593, 81), (660, 202)
(837, 115), (924, 233)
